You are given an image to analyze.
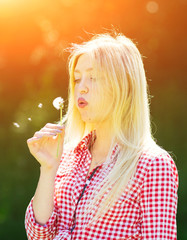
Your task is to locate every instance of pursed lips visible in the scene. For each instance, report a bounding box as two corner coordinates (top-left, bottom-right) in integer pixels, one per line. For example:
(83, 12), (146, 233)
(78, 97), (88, 108)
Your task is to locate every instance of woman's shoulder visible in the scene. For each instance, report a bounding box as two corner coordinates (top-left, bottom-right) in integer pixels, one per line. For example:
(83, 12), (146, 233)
(135, 145), (178, 187)
(140, 145), (177, 168)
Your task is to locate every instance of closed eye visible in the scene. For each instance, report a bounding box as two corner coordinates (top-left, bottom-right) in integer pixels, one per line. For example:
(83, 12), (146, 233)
(74, 79), (80, 83)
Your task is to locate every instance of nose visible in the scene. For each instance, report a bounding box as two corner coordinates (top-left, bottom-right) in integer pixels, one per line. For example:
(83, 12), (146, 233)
(79, 76), (89, 94)
(80, 87), (89, 94)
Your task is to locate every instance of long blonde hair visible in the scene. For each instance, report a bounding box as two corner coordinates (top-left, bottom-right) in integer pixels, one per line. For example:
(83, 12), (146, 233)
(62, 30), (161, 225)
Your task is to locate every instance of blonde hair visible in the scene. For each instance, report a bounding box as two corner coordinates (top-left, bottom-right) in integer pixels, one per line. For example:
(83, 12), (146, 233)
(62, 30), (162, 225)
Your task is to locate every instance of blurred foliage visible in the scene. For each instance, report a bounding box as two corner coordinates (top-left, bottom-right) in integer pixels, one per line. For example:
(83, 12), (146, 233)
(0, 0), (187, 239)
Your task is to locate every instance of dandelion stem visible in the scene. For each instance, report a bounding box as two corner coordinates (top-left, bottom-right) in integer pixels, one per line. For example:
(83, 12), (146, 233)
(56, 106), (63, 158)
(60, 107), (62, 123)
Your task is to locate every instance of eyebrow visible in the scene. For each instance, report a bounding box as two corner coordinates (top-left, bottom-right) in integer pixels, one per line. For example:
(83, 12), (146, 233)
(74, 68), (93, 73)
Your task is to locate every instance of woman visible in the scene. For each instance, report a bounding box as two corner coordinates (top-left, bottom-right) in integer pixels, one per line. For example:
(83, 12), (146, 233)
(25, 31), (178, 239)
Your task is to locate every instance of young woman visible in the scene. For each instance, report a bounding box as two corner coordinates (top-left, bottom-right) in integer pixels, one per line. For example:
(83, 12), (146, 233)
(25, 31), (178, 240)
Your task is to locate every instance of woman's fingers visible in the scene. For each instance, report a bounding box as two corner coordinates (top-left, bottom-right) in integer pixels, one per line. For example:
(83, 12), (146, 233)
(39, 129), (63, 134)
(34, 131), (57, 138)
(44, 123), (64, 130)
(26, 123), (65, 167)
(27, 136), (41, 144)
(27, 130), (64, 144)
(27, 123), (65, 146)
(39, 124), (65, 134)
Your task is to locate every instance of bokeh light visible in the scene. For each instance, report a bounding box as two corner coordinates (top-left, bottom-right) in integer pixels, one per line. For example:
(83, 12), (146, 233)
(30, 46), (47, 65)
(146, 1), (159, 14)
(13, 122), (20, 128)
(38, 103), (43, 108)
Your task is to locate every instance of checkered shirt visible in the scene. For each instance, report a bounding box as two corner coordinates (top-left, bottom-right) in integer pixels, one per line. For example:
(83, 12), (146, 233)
(25, 131), (178, 239)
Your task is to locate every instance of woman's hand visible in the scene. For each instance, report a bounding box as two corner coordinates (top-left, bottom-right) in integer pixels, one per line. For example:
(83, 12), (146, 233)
(27, 123), (65, 171)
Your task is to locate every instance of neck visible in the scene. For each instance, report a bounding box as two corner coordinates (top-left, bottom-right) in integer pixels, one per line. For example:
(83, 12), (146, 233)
(84, 119), (115, 159)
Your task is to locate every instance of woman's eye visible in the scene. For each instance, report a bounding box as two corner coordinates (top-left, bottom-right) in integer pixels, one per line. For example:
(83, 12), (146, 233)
(74, 79), (80, 83)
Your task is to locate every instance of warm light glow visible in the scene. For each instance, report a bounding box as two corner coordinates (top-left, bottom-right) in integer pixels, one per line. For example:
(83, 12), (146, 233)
(0, 0), (44, 17)
(0, 0), (15, 4)
(0, 0), (26, 8)
(60, 0), (78, 7)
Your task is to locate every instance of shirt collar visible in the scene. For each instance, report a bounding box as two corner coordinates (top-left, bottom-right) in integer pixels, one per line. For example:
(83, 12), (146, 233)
(73, 130), (121, 164)
(73, 129), (96, 153)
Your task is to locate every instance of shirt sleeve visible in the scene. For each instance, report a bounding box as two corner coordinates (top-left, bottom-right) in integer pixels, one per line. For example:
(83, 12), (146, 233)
(25, 197), (58, 240)
(24, 148), (74, 240)
(140, 154), (179, 240)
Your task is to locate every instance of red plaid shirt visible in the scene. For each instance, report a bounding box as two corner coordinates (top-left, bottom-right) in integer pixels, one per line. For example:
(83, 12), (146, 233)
(25, 131), (178, 239)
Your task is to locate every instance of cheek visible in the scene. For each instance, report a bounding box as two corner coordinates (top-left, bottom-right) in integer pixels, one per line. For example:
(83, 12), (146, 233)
(97, 94), (113, 119)
(74, 85), (78, 95)
(74, 86), (79, 101)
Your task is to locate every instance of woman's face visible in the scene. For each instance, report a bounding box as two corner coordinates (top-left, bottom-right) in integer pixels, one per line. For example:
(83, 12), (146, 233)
(74, 53), (111, 124)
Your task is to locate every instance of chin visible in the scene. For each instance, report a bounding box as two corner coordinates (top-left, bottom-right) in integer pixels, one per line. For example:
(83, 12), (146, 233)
(80, 115), (97, 124)
(79, 112), (106, 124)
(82, 118), (95, 123)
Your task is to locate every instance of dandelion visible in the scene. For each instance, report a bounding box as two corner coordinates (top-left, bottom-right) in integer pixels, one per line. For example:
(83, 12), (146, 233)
(28, 118), (32, 121)
(53, 97), (64, 110)
(38, 103), (43, 108)
(53, 97), (64, 158)
(53, 97), (64, 124)
(13, 122), (20, 128)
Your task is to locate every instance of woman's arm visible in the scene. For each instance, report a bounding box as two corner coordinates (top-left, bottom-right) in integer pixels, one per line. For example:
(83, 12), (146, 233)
(25, 171), (58, 240)
(25, 166), (60, 240)
(32, 166), (58, 225)
(25, 123), (65, 239)
(140, 154), (179, 240)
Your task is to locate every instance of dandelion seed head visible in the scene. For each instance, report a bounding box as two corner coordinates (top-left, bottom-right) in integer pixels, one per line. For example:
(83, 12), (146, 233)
(53, 97), (64, 110)
(28, 118), (32, 121)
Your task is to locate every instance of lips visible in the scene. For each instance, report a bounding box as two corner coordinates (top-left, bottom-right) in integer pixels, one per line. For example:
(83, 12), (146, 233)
(78, 97), (88, 108)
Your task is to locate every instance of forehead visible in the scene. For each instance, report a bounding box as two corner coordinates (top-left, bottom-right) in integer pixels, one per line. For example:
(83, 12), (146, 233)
(74, 54), (94, 73)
